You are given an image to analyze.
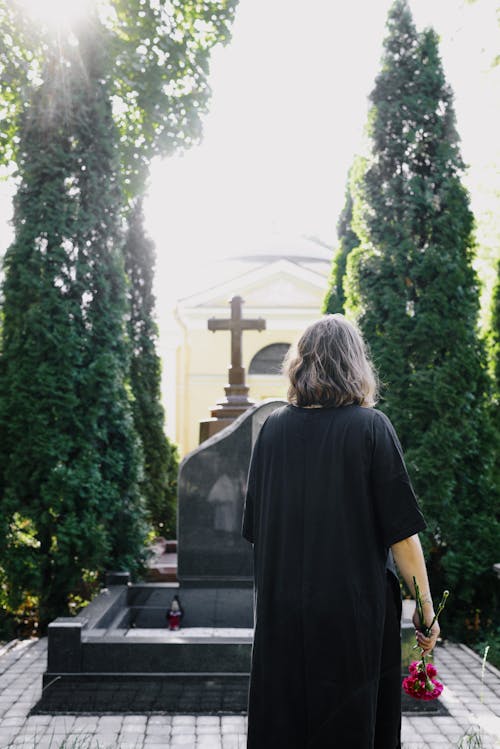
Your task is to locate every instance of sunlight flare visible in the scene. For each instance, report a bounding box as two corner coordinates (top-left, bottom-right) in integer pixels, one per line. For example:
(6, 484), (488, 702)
(17, 0), (94, 28)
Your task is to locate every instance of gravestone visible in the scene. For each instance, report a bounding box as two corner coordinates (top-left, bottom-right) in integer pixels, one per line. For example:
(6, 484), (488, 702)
(177, 399), (285, 627)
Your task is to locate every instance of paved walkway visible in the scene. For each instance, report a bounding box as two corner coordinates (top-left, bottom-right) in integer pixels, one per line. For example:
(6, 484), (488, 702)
(0, 638), (499, 748)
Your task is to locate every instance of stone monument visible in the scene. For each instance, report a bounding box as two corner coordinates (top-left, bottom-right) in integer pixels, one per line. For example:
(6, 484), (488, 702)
(199, 296), (266, 443)
(178, 399), (284, 627)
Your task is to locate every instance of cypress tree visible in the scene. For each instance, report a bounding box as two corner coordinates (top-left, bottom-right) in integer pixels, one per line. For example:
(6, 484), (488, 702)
(490, 261), (500, 390)
(489, 261), (500, 481)
(0, 16), (145, 629)
(0, 2), (240, 634)
(345, 0), (499, 635)
(0, 61), (89, 626)
(75, 22), (147, 578)
(323, 168), (360, 314)
(124, 200), (178, 538)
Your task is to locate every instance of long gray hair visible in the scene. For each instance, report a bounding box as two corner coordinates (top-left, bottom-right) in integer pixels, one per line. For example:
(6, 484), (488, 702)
(284, 314), (378, 408)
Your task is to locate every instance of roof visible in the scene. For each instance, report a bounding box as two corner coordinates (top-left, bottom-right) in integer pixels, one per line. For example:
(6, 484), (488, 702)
(176, 235), (333, 306)
(221, 235), (333, 264)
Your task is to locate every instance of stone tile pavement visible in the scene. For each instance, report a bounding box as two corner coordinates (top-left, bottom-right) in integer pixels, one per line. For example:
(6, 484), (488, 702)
(0, 638), (499, 748)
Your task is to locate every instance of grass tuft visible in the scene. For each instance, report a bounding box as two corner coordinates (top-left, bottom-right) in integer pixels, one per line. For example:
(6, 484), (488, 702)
(458, 724), (484, 748)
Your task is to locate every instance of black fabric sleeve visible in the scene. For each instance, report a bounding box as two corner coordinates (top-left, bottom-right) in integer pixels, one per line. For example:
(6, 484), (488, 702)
(242, 431), (260, 544)
(370, 410), (426, 548)
(242, 477), (255, 544)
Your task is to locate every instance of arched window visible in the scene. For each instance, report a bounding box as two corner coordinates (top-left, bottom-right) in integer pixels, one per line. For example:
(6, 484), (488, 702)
(249, 343), (291, 375)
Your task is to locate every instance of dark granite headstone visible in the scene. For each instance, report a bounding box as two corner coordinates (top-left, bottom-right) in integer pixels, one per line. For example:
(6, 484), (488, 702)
(178, 399), (284, 586)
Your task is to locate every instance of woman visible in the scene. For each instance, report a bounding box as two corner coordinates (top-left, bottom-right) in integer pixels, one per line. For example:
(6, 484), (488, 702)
(242, 314), (439, 749)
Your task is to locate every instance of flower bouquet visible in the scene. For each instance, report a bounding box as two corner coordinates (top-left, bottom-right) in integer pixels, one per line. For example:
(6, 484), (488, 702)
(403, 659), (444, 701)
(402, 577), (449, 701)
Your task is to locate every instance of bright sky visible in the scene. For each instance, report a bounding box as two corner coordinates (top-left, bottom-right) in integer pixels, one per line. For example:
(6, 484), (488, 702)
(1, 0), (499, 317)
(144, 0), (500, 314)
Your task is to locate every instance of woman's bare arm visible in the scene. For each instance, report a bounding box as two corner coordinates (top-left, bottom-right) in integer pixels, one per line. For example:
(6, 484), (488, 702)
(391, 534), (440, 655)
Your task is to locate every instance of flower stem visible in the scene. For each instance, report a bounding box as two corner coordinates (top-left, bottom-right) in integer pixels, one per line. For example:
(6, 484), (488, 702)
(412, 576), (449, 637)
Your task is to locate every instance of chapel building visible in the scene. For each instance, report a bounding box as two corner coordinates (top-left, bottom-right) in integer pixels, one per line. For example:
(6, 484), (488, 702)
(164, 236), (332, 456)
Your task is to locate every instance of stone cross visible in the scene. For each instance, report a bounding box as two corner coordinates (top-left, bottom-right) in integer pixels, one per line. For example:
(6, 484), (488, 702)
(208, 296), (266, 389)
(204, 296), (265, 426)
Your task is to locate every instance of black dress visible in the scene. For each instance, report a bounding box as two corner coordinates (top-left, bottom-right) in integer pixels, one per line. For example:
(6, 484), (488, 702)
(242, 404), (426, 749)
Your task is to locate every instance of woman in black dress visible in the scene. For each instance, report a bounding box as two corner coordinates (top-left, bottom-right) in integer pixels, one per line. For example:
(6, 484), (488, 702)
(242, 314), (439, 749)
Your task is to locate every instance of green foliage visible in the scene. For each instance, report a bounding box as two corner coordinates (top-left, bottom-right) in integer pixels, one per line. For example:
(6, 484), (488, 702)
(489, 261), (500, 395)
(488, 260), (500, 483)
(458, 727), (486, 749)
(344, 0), (500, 636)
(109, 0), (238, 195)
(0, 16), (147, 630)
(323, 169), (360, 314)
(473, 631), (500, 672)
(0, 1), (39, 168)
(124, 200), (178, 538)
(0, 0), (238, 197)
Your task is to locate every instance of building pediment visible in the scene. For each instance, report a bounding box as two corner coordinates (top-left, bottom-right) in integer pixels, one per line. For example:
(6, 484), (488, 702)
(177, 259), (329, 313)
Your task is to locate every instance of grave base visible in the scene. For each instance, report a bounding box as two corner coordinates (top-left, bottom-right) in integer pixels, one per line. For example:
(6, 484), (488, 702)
(33, 578), (448, 716)
(34, 673), (249, 714)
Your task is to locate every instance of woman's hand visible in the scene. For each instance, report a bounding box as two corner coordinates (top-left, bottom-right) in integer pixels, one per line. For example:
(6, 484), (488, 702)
(412, 607), (440, 656)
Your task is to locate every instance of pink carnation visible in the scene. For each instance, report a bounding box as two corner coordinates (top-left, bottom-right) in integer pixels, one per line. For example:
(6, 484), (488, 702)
(402, 661), (443, 701)
(426, 663), (437, 678)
